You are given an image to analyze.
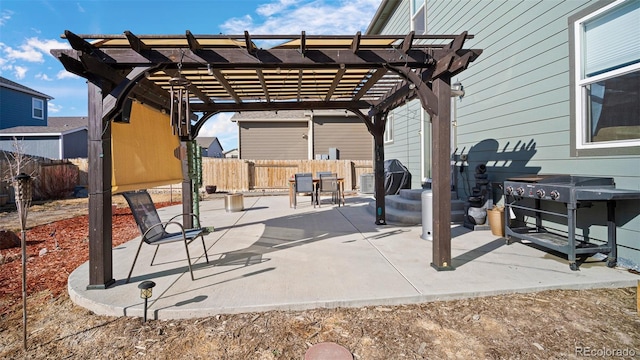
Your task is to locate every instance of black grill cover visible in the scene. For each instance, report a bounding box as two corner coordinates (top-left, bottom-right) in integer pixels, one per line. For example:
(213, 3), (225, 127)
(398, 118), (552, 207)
(384, 159), (411, 195)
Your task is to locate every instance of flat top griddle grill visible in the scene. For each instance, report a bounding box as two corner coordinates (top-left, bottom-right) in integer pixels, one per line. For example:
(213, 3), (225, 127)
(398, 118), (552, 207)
(503, 174), (639, 202)
(503, 174), (640, 271)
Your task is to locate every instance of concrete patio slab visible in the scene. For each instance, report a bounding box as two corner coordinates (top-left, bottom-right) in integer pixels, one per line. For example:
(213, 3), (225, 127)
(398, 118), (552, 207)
(68, 194), (639, 320)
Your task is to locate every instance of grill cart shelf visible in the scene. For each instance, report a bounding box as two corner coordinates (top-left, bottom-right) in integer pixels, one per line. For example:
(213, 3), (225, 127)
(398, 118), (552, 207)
(503, 175), (640, 271)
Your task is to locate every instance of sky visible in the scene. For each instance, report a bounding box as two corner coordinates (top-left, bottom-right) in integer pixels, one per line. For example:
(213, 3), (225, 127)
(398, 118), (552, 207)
(0, 0), (382, 150)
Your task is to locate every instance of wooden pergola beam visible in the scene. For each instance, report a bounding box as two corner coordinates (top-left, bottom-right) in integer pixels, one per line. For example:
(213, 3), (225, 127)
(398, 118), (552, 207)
(164, 68), (213, 104)
(353, 68), (388, 101)
(351, 32), (361, 53)
(400, 31), (415, 54)
(256, 69), (271, 102)
(325, 67), (346, 101)
(244, 31), (257, 56)
(186, 30), (203, 51)
(210, 69), (243, 104)
(124, 31), (151, 52)
(53, 47), (443, 68)
(190, 99), (372, 113)
(299, 31), (306, 56)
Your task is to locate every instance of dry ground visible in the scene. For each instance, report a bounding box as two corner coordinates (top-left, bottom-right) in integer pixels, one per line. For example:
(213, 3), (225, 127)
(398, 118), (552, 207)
(0, 195), (639, 359)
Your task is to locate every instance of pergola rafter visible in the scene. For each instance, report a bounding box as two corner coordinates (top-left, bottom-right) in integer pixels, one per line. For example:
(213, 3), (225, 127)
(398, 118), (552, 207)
(51, 30), (481, 288)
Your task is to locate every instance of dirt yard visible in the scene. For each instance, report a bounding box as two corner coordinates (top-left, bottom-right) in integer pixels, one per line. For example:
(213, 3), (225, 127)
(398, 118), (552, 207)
(0, 195), (639, 359)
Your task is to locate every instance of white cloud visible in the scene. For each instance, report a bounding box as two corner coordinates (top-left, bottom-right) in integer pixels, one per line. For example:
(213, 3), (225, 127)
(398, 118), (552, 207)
(197, 112), (238, 150)
(4, 43), (44, 63)
(1, 37), (68, 64)
(256, 0), (298, 17)
(14, 66), (27, 79)
(48, 102), (63, 114)
(0, 9), (13, 26)
(221, 0), (381, 36)
(36, 72), (53, 81)
(57, 70), (79, 79)
(221, 15), (254, 33)
(76, 2), (85, 13)
(26, 37), (69, 56)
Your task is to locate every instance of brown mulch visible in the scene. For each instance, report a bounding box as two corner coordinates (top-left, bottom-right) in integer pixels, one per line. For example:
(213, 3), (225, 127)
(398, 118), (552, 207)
(0, 201), (176, 316)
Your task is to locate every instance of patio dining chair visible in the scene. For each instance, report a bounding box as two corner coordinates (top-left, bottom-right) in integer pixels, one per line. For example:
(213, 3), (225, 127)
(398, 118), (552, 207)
(122, 190), (210, 283)
(293, 173), (315, 209)
(318, 173), (340, 207)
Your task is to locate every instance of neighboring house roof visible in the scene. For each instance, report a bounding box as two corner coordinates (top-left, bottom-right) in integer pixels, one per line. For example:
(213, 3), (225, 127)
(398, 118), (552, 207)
(366, 0), (399, 34)
(223, 148), (238, 155)
(0, 76), (53, 100)
(0, 116), (88, 136)
(195, 136), (221, 149)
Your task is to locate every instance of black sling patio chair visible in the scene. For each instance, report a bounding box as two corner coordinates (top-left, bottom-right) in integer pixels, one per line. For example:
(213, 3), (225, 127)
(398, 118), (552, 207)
(122, 190), (210, 283)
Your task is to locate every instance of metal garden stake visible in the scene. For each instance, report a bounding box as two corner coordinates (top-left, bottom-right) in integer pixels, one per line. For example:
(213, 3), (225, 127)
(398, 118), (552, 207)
(14, 173), (32, 350)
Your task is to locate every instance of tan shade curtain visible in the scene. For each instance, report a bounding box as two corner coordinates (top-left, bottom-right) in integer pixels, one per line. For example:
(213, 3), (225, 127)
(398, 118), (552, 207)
(111, 101), (183, 194)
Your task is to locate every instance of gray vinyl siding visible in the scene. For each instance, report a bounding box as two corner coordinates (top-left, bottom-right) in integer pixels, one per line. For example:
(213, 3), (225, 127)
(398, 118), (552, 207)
(423, 0), (640, 265)
(62, 130), (87, 158)
(375, 0), (425, 187)
(0, 136), (60, 159)
(313, 117), (372, 161)
(379, 0), (410, 35)
(239, 121), (308, 160)
(385, 102), (426, 188)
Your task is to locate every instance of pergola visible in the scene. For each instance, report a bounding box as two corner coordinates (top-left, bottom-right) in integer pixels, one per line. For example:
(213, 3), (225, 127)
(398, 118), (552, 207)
(51, 30), (481, 289)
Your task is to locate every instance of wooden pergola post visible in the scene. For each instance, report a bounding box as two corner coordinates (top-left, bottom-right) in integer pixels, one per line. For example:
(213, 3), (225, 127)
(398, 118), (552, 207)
(86, 81), (115, 289)
(372, 113), (387, 225)
(430, 76), (453, 270)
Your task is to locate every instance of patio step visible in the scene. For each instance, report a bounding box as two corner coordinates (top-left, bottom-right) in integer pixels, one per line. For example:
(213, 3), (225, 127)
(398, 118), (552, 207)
(367, 189), (465, 225)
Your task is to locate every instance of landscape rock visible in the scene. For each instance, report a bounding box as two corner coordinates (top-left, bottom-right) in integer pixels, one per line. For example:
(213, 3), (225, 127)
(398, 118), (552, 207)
(0, 230), (20, 249)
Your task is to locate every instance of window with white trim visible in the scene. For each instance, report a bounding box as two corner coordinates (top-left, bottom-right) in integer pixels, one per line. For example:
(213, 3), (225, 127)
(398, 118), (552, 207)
(411, 0), (427, 34)
(572, 0), (640, 151)
(32, 98), (44, 119)
(384, 112), (394, 143)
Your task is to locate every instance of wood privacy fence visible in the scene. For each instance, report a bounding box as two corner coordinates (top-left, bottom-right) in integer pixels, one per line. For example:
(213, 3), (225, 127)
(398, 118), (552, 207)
(1, 156), (373, 199)
(0, 155), (84, 200)
(202, 159), (373, 192)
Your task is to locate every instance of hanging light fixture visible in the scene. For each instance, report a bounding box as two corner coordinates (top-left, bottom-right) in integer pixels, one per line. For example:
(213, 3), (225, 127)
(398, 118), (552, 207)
(169, 53), (192, 138)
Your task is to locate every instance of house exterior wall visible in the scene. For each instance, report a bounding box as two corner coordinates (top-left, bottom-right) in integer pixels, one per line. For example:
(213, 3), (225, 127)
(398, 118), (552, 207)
(62, 130), (88, 158)
(0, 136), (60, 159)
(0, 87), (48, 129)
(239, 121), (308, 160)
(206, 140), (224, 158)
(312, 116), (373, 161)
(373, 0), (427, 188)
(385, 102), (428, 188)
(370, 0), (640, 266)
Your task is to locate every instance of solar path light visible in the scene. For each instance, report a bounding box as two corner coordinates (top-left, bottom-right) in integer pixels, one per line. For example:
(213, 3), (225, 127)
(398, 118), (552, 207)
(138, 281), (156, 322)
